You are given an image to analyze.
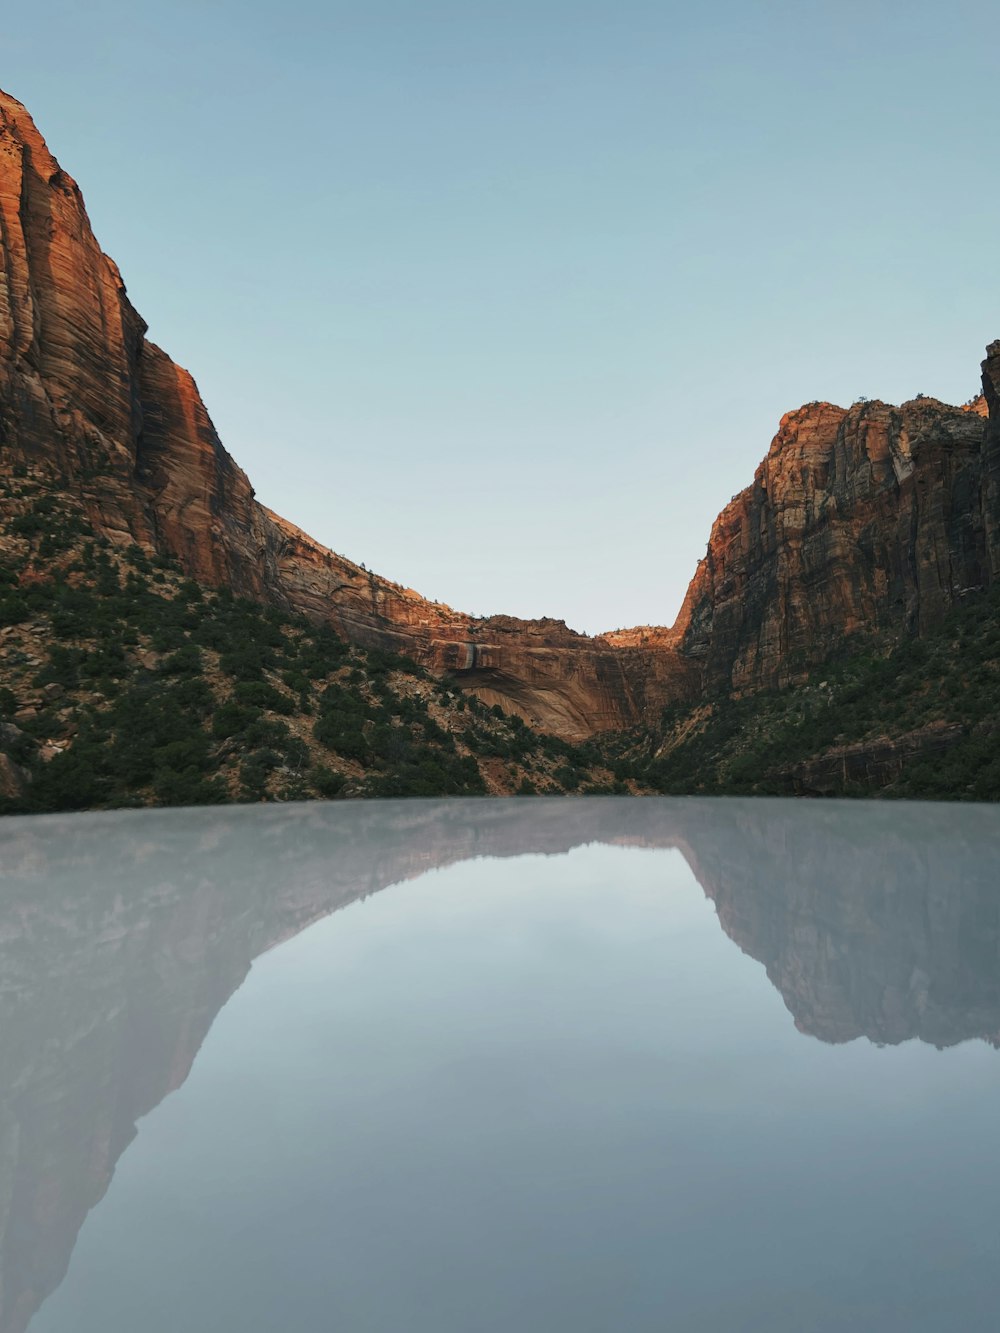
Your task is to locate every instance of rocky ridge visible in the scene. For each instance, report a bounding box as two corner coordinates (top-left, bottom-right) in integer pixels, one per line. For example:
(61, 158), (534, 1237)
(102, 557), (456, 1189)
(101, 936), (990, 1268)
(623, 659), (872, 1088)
(674, 390), (996, 695)
(1, 86), (999, 739)
(0, 88), (689, 739)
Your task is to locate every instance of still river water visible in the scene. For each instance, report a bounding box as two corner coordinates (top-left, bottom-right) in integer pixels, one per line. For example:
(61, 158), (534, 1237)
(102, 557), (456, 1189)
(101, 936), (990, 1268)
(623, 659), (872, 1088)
(0, 797), (998, 1332)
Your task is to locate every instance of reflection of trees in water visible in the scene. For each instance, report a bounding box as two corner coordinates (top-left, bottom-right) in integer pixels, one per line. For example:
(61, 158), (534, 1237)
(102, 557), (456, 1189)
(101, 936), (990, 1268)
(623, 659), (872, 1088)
(0, 798), (997, 1332)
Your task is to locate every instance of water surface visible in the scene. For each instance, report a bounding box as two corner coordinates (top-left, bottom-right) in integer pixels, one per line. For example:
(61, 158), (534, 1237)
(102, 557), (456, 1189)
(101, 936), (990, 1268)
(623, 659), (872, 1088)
(0, 798), (998, 1331)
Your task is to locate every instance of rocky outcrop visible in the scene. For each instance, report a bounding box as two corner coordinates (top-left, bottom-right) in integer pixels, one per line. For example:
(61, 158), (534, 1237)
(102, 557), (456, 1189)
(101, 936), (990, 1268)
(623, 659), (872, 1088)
(980, 340), (1000, 578)
(1, 84), (998, 738)
(0, 751), (24, 799)
(612, 383), (999, 705)
(781, 722), (967, 796)
(0, 88), (692, 740)
(669, 395), (992, 694)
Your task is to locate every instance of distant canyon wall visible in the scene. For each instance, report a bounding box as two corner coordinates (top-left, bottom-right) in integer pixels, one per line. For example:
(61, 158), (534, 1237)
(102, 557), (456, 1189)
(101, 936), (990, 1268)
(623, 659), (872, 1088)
(0, 89), (690, 739)
(2, 86), (998, 736)
(668, 387), (995, 695)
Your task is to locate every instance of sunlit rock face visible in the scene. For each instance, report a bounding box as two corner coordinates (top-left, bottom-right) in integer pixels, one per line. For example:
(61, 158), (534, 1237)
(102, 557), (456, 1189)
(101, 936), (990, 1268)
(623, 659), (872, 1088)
(0, 89), (689, 740)
(1, 799), (999, 1333)
(2, 84), (1000, 735)
(669, 395), (992, 694)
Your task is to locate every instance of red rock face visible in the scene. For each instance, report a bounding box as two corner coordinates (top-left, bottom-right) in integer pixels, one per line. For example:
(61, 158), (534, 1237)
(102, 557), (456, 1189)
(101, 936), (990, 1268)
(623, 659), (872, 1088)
(1, 85), (998, 736)
(0, 89), (687, 738)
(979, 341), (1000, 578)
(672, 395), (992, 694)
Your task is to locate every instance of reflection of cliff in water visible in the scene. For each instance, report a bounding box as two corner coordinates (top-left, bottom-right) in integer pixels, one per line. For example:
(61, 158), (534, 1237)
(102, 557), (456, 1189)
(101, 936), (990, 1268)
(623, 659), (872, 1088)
(0, 798), (998, 1332)
(675, 801), (1000, 1049)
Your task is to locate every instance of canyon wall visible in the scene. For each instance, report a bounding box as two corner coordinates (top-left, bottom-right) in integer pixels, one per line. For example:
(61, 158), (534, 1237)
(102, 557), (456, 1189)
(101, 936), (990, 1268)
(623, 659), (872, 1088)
(0, 88), (691, 739)
(664, 392), (993, 695)
(1, 86), (997, 737)
(979, 340), (1000, 577)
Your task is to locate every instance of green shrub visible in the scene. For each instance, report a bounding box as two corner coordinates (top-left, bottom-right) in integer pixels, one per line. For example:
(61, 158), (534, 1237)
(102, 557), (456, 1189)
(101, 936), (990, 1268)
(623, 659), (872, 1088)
(152, 766), (223, 806)
(312, 765), (346, 798)
(0, 594), (29, 626)
(234, 679), (293, 715)
(161, 643), (204, 676)
(212, 701), (261, 739)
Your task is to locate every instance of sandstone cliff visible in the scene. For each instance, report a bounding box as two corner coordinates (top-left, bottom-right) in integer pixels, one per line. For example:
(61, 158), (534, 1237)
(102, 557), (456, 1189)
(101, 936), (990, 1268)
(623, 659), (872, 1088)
(1, 84), (998, 738)
(667, 392), (994, 695)
(979, 340), (1000, 576)
(0, 88), (690, 740)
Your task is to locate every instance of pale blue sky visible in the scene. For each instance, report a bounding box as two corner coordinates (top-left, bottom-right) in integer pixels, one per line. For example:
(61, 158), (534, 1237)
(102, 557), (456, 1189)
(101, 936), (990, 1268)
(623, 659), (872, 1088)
(6, 1), (997, 632)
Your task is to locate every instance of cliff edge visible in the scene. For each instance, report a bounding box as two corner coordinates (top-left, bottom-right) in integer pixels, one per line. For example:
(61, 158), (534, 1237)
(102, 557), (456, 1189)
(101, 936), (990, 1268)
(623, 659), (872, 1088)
(2, 86), (997, 737)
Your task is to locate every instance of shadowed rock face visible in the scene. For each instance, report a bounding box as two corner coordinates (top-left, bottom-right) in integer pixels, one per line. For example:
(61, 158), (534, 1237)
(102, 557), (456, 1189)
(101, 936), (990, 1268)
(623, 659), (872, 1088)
(0, 89), (694, 739)
(980, 340), (1000, 577)
(670, 394), (994, 694)
(1, 85), (999, 736)
(0, 799), (998, 1333)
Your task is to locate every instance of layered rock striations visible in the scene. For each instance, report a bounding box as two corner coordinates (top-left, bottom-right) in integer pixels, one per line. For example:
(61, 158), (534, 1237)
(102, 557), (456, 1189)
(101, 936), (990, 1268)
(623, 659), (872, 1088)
(979, 340), (1000, 577)
(668, 393), (994, 695)
(0, 89), (691, 739)
(1, 84), (999, 737)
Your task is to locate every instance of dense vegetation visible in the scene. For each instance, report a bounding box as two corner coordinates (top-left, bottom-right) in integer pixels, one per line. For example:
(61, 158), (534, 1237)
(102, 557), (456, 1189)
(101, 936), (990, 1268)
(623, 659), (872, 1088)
(2, 470), (999, 811)
(0, 487), (624, 813)
(615, 583), (1000, 801)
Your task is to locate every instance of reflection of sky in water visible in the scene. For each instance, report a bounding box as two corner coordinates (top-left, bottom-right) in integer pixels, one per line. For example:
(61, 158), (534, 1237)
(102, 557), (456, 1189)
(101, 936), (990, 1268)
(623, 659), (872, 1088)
(1, 799), (998, 1333)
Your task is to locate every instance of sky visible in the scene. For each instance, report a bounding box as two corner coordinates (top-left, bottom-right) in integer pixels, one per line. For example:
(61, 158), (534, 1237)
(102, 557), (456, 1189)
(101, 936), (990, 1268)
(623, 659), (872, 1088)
(4, 1), (998, 633)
